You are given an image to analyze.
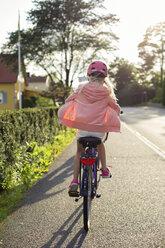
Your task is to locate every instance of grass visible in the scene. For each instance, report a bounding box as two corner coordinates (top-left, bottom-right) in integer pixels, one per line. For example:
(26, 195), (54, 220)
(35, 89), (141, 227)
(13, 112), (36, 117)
(0, 184), (26, 222)
(0, 128), (76, 223)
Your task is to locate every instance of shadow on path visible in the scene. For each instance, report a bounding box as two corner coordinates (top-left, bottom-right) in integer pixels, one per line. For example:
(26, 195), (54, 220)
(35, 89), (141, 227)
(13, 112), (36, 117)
(41, 203), (87, 248)
(19, 155), (74, 207)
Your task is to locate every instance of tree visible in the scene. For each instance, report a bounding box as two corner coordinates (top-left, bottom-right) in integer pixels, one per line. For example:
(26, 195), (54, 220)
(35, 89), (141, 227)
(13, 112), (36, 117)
(2, 0), (119, 101)
(109, 58), (155, 106)
(138, 22), (165, 105)
(109, 58), (137, 105)
(109, 58), (137, 89)
(28, 0), (119, 86)
(40, 76), (71, 105)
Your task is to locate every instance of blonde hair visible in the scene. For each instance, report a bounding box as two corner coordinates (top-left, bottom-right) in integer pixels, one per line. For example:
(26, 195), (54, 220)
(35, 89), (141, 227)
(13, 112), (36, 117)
(104, 77), (117, 100)
(86, 74), (117, 100)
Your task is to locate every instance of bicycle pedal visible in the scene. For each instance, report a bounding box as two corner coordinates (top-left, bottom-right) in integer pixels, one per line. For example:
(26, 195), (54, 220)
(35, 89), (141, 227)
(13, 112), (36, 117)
(75, 196), (82, 202)
(100, 173), (112, 178)
(96, 193), (101, 198)
(68, 191), (79, 197)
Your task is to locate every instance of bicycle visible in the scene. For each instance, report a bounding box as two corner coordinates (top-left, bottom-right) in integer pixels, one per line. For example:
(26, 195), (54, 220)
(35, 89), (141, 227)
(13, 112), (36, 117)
(69, 135), (111, 231)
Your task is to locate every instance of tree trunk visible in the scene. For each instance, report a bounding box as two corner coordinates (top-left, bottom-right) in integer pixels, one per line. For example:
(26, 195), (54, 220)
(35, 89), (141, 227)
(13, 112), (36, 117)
(160, 38), (164, 87)
(52, 95), (56, 106)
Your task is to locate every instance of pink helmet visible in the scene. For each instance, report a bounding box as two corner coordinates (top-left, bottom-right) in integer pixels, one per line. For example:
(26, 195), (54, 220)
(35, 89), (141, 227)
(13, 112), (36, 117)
(87, 61), (108, 77)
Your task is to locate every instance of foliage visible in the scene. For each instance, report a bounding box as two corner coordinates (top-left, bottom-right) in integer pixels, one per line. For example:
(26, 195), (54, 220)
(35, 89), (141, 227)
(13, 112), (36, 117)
(35, 95), (54, 107)
(22, 96), (37, 108)
(138, 22), (165, 105)
(117, 83), (155, 106)
(109, 58), (155, 106)
(152, 79), (165, 105)
(0, 107), (60, 191)
(163, 79), (165, 105)
(0, 128), (76, 222)
(0, 184), (25, 222)
(138, 22), (165, 82)
(151, 87), (163, 103)
(27, 0), (118, 86)
(22, 95), (54, 108)
(109, 57), (137, 89)
(40, 78), (72, 105)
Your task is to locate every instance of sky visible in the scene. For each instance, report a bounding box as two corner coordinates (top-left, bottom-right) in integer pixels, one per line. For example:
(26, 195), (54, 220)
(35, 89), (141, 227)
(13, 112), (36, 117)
(0, 0), (34, 45)
(0, 0), (165, 74)
(106, 0), (165, 63)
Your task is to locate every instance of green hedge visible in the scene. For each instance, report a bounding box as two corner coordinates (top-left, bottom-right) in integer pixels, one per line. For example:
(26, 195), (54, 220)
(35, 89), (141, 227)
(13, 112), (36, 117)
(0, 107), (62, 190)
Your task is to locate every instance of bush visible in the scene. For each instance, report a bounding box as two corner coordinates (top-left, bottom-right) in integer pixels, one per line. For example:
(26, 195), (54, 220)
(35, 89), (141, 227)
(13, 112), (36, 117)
(0, 107), (61, 190)
(117, 83), (155, 106)
(151, 87), (163, 103)
(22, 96), (54, 108)
(0, 127), (76, 222)
(22, 96), (37, 108)
(35, 96), (54, 107)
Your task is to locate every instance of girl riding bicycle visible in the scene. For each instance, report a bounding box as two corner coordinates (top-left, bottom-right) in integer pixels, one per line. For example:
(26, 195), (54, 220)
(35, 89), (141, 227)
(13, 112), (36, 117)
(58, 61), (121, 193)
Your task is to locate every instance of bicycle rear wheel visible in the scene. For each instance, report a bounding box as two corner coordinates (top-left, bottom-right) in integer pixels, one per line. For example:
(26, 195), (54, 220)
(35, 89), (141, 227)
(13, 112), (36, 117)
(83, 166), (92, 231)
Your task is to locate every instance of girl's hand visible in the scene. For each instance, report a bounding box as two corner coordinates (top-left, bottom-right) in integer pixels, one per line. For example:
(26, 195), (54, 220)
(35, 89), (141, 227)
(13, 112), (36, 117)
(108, 97), (120, 115)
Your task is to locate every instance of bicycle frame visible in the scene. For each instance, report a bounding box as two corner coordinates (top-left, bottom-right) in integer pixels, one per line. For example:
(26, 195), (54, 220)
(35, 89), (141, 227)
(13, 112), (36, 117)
(79, 148), (99, 197)
(78, 136), (101, 231)
(68, 136), (102, 231)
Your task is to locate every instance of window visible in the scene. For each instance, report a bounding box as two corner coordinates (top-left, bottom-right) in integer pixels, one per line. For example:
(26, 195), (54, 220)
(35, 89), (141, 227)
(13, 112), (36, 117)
(0, 92), (2, 103)
(0, 91), (7, 104)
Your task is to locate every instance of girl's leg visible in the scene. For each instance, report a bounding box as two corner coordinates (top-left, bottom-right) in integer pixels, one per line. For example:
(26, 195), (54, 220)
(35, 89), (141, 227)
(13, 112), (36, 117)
(98, 142), (111, 177)
(97, 142), (106, 171)
(73, 141), (84, 180)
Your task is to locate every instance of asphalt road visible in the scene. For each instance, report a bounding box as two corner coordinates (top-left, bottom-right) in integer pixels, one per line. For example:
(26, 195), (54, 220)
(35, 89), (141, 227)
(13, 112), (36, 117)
(0, 106), (165, 248)
(121, 106), (165, 154)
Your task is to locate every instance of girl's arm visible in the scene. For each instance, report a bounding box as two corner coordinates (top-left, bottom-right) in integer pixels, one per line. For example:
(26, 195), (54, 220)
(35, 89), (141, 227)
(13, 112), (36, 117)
(65, 91), (77, 103)
(65, 83), (85, 102)
(65, 87), (79, 102)
(107, 96), (120, 115)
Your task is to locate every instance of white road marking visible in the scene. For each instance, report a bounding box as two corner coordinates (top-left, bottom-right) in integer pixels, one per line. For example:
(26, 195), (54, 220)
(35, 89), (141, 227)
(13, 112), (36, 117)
(123, 122), (165, 160)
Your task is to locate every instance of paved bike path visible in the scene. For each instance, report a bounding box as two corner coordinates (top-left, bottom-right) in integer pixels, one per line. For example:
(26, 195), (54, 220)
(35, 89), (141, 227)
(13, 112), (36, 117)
(0, 123), (165, 248)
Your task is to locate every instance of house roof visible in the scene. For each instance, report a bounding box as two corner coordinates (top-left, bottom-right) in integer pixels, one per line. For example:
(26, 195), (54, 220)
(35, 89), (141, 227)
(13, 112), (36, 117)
(0, 59), (17, 84)
(27, 76), (46, 83)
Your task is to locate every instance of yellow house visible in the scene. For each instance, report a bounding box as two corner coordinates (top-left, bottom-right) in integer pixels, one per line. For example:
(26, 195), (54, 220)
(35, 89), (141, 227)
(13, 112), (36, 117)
(0, 60), (18, 110)
(0, 58), (25, 110)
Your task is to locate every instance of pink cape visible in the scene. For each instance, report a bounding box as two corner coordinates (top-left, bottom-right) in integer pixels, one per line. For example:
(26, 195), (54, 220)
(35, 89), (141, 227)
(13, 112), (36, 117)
(58, 82), (120, 132)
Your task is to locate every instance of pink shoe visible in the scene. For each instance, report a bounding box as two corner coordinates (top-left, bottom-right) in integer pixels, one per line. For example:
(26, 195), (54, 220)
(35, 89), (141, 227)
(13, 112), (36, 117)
(68, 179), (78, 192)
(101, 168), (111, 178)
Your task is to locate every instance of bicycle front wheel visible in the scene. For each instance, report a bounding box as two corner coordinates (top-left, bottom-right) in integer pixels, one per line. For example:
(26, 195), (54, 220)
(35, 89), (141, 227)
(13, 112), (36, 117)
(83, 166), (92, 231)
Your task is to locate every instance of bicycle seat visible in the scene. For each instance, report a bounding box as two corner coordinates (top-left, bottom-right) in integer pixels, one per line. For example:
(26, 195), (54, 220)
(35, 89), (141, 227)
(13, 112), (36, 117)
(78, 136), (101, 148)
